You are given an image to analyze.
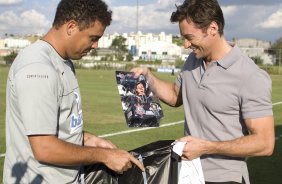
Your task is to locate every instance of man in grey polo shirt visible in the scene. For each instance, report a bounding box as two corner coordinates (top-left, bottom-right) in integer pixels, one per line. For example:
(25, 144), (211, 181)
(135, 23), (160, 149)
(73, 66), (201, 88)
(132, 0), (274, 183)
(3, 0), (144, 183)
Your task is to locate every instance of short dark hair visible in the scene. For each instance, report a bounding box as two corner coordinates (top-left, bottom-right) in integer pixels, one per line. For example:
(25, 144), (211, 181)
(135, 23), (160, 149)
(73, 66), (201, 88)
(170, 0), (225, 36)
(53, 0), (112, 30)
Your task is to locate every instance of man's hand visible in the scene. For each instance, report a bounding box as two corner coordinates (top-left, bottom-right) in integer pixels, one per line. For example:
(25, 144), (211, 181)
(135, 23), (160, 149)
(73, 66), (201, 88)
(130, 67), (150, 78)
(83, 131), (145, 173)
(177, 136), (211, 160)
(131, 67), (182, 107)
(103, 149), (145, 174)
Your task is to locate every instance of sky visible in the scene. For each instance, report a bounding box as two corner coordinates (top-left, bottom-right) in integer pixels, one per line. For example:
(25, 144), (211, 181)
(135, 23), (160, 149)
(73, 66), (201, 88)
(0, 0), (282, 43)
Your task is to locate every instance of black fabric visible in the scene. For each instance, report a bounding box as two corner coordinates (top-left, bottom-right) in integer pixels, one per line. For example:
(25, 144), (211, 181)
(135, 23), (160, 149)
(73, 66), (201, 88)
(83, 164), (118, 184)
(64, 59), (76, 75)
(83, 140), (180, 184)
(118, 140), (179, 184)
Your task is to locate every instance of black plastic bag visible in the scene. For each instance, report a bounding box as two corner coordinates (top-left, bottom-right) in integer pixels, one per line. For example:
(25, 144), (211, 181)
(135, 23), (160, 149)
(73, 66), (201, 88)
(118, 140), (179, 184)
(83, 164), (118, 184)
(83, 140), (179, 184)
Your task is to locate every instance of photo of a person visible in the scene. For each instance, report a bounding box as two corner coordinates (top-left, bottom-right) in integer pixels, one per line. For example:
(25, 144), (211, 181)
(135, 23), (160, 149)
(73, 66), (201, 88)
(134, 81), (149, 103)
(115, 71), (163, 127)
(136, 82), (145, 96)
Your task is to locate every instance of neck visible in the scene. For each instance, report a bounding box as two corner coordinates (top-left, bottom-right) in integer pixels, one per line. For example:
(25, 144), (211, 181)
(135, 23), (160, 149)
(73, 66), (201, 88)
(204, 36), (232, 64)
(42, 28), (67, 59)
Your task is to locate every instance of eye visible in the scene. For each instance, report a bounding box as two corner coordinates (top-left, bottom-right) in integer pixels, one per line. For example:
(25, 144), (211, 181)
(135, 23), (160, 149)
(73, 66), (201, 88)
(91, 38), (98, 42)
(182, 35), (193, 41)
(90, 36), (100, 43)
(185, 37), (193, 41)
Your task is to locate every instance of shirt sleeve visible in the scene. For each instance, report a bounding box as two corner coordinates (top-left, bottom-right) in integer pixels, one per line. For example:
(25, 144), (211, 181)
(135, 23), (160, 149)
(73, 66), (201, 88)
(15, 63), (60, 135)
(175, 74), (182, 88)
(240, 69), (273, 119)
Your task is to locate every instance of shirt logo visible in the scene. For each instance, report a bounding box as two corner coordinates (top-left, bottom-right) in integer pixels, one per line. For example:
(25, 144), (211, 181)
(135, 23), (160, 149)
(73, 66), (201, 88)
(74, 91), (80, 108)
(70, 110), (83, 134)
(70, 90), (83, 134)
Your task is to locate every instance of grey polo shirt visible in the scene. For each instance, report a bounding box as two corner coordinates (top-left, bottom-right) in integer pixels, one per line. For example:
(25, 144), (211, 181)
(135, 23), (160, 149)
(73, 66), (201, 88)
(175, 45), (272, 183)
(4, 40), (83, 184)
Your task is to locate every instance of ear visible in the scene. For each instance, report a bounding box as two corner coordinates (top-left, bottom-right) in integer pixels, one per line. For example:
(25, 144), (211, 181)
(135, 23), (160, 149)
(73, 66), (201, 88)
(208, 21), (219, 36)
(66, 20), (78, 36)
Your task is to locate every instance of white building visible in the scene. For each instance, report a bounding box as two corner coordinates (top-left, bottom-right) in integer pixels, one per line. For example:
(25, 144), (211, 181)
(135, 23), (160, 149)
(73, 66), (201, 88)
(235, 38), (274, 65)
(235, 38), (271, 49)
(3, 38), (31, 49)
(138, 41), (181, 62)
(0, 39), (4, 48)
(97, 32), (178, 62)
(98, 31), (173, 54)
(98, 32), (120, 48)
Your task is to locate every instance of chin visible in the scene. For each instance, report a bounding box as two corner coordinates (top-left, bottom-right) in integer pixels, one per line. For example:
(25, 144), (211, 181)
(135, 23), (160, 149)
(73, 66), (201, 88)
(71, 55), (83, 60)
(194, 52), (205, 60)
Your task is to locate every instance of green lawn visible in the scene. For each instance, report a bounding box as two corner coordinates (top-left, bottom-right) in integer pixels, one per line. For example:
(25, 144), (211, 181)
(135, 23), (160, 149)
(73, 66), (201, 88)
(0, 66), (282, 183)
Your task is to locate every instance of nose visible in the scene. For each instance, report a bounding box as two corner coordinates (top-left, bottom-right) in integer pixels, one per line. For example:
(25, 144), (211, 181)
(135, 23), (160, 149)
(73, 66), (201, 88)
(91, 41), (99, 49)
(184, 39), (191, 49)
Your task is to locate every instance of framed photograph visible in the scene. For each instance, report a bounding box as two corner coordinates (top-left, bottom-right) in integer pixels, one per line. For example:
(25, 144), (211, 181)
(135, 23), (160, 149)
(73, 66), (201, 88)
(115, 71), (163, 127)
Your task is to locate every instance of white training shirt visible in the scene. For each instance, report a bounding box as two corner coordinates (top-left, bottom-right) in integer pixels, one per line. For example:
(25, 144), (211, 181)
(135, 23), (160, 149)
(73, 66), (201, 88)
(4, 40), (84, 184)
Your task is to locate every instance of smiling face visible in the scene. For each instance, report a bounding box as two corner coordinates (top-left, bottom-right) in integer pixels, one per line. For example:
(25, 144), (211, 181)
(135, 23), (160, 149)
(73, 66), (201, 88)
(179, 18), (216, 61)
(66, 20), (106, 60)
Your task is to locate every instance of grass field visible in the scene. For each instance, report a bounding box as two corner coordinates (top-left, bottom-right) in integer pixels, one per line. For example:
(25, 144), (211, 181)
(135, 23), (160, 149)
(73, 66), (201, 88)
(0, 66), (282, 183)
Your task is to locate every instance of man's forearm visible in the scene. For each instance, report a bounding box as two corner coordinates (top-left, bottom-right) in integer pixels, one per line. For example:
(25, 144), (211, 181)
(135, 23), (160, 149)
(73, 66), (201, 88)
(206, 134), (274, 157)
(146, 70), (181, 107)
(29, 135), (112, 166)
(180, 117), (274, 160)
(29, 135), (145, 172)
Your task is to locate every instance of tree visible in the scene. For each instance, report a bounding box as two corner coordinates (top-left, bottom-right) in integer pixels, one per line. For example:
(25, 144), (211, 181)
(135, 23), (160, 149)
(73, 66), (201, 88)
(269, 37), (282, 66)
(126, 53), (133, 61)
(251, 56), (263, 65)
(175, 57), (184, 68)
(4, 51), (17, 64)
(110, 36), (128, 61)
(172, 35), (184, 47)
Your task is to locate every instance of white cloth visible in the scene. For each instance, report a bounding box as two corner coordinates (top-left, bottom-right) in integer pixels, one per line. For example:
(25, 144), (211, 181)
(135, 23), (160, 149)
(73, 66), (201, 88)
(172, 141), (205, 184)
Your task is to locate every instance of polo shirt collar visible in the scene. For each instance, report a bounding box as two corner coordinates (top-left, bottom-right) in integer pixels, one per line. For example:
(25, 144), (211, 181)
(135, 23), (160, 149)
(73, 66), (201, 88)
(217, 45), (241, 69)
(40, 40), (69, 76)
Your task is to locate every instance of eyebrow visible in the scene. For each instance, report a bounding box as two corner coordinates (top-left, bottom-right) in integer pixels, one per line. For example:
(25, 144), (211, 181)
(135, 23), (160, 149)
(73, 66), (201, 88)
(90, 34), (101, 37)
(90, 35), (102, 40)
(182, 34), (194, 40)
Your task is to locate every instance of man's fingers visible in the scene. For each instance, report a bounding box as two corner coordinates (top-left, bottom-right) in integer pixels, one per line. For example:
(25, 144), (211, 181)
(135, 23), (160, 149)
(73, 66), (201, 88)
(129, 155), (145, 171)
(130, 67), (148, 78)
(126, 161), (132, 169)
(177, 136), (191, 142)
(115, 158), (134, 175)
